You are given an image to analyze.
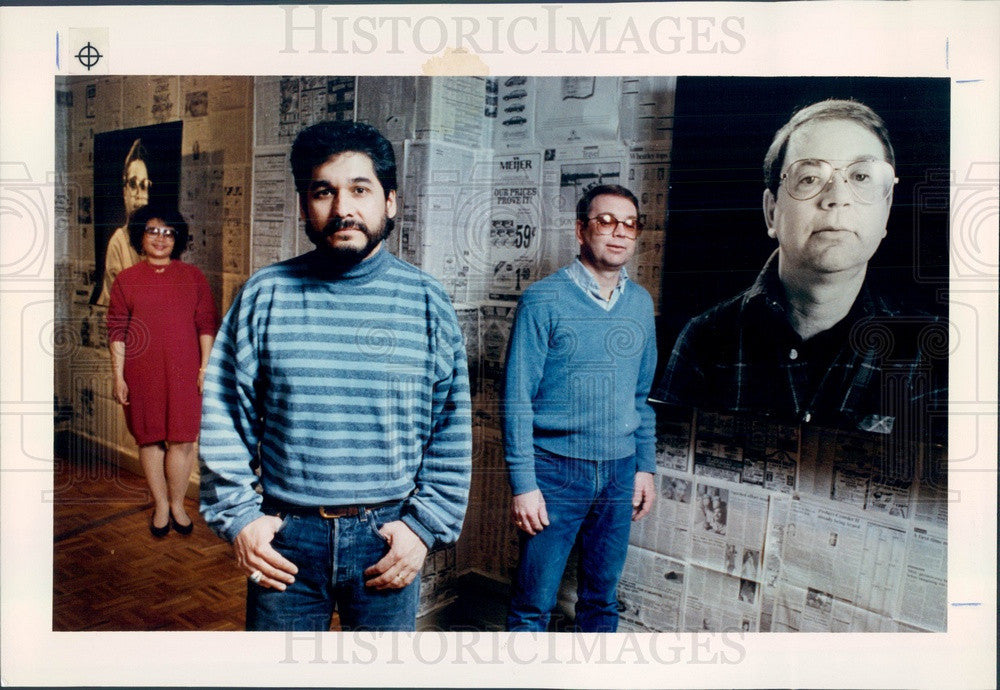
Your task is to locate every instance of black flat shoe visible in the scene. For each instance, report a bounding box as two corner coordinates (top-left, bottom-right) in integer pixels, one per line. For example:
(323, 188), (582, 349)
(170, 511), (194, 535)
(150, 514), (170, 538)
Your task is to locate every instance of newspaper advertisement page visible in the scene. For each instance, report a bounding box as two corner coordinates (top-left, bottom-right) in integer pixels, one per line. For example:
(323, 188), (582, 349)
(200, 75), (251, 114)
(748, 420), (800, 494)
(81, 77), (122, 135)
(624, 144), (671, 310)
(803, 429), (920, 521)
(254, 76), (356, 147)
(535, 76), (621, 145)
(222, 167), (249, 275)
(250, 150), (296, 271)
(896, 527), (947, 632)
(867, 475), (913, 519)
(177, 159), (223, 271)
(454, 304), (480, 398)
(831, 459), (877, 510)
(489, 152), (544, 302)
(629, 471), (693, 560)
(122, 75), (178, 127)
(415, 76), (489, 150)
(913, 476), (949, 530)
(355, 76), (418, 142)
(654, 405), (693, 473)
(417, 544), (458, 618)
(771, 581), (898, 633)
(693, 414), (800, 491)
(475, 300), (516, 429)
(493, 76), (536, 150)
(252, 76), (285, 148)
(693, 411), (744, 483)
(683, 565), (760, 632)
(802, 428), (877, 503)
(689, 480), (768, 581)
(913, 442), (949, 530)
(771, 496), (911, 631)
(540, 142), (628, 272)
(617, 546), (686, 632)
(759, 492), (792, 632)
(401, 139), (486, 303)
(68, 80), (96, 173)
(619, 76), (677, 144)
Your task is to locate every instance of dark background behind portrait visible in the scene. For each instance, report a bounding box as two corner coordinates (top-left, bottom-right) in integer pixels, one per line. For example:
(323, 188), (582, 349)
(91, 121), (183, 304)
(658, 77), (950, 349)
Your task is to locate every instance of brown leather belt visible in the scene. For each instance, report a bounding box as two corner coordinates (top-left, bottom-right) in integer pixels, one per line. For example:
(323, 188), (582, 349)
(264, 497), (403, 520)
(318, 505), (361, 519)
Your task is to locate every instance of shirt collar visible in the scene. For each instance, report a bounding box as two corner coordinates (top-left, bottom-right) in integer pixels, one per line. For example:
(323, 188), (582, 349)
(567, 257), (629, 294)
(743, 249), (882, 319)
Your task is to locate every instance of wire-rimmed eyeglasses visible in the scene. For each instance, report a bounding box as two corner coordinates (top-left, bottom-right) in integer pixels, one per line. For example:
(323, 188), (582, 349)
(780, 159), (897, 204)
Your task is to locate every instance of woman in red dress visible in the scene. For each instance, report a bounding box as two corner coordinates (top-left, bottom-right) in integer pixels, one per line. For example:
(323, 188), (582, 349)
(107, 204), (219, 537)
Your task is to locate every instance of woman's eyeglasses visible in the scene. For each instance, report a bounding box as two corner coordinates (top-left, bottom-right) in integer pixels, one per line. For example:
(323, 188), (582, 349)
(144, 226), (176, 238)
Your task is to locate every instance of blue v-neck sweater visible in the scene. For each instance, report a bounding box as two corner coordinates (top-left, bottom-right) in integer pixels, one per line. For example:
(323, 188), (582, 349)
(502, 267), (658, 495)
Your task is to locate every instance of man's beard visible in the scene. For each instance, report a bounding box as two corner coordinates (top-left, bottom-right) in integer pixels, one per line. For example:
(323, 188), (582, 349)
(306, 216), (392, 268)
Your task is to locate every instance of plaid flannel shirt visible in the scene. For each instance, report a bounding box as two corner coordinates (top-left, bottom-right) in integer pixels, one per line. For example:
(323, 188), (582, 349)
(650, 251), (947, 450)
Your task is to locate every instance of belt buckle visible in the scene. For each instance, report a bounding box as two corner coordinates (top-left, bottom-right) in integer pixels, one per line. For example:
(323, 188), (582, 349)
(318, 506), (351, 519)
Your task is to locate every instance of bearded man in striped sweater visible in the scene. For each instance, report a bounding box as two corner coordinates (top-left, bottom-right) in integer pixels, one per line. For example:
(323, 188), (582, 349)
(199, 121), (472, 631)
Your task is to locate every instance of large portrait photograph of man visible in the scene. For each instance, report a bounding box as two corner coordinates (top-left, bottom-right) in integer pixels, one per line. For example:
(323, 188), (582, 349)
(655, 78), (948, 443)
(650, 77), (949, 633)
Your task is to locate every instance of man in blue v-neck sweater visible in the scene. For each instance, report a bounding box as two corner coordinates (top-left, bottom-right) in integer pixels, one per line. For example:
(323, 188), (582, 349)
(503, 184), (658, 632)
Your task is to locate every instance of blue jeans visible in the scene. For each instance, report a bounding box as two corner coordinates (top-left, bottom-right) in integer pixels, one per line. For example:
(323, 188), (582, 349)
(507, 450), (635, 632)
(246, 501), (419, 631)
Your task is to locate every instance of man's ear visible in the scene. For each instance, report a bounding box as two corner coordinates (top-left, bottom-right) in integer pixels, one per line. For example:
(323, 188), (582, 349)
(880, 189), (892, 238)
(763, 189), (777, 238)
(574, 219), (585, 246)
(385, 189), (398, 219)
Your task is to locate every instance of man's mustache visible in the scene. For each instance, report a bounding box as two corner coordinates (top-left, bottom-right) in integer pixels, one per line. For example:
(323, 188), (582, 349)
(321, 218), (369, 236)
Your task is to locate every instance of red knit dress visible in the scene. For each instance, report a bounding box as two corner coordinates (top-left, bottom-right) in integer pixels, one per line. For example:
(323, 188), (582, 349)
(107, 260), (219, 445)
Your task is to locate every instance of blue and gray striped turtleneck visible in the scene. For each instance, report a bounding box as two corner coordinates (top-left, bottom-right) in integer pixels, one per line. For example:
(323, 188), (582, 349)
(199, 246), (472, 548)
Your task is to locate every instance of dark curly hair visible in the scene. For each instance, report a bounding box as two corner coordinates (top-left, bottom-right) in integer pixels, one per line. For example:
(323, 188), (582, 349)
(128, 203), (190, 258)
(290, 120), (397, 197)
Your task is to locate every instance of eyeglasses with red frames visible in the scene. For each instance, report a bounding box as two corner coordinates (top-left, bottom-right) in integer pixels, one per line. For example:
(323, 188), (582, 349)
(587, 213), (643, 239)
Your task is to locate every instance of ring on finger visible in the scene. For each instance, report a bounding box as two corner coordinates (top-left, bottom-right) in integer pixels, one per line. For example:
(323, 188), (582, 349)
(249, 570), (263, 584)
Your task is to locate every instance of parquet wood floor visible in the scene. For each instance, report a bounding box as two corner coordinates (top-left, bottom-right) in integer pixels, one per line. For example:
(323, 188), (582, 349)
(52, 454), (506, 632)
(53, 455), (250, 631)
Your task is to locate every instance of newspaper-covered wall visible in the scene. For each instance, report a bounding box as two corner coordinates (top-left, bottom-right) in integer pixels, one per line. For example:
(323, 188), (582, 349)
(251, 76), (358, 273)
(488, 152), (543, 302)
(54, 75), (254, 459)
(617, 412), (948, 632)
(57, 75), (945, 632)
